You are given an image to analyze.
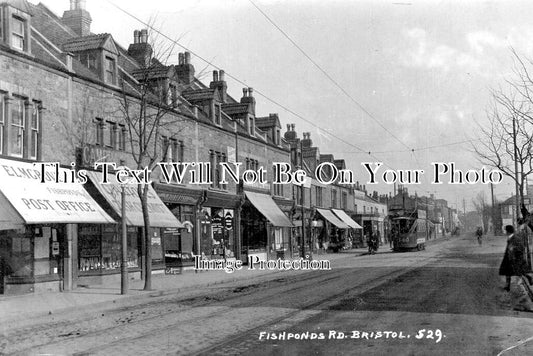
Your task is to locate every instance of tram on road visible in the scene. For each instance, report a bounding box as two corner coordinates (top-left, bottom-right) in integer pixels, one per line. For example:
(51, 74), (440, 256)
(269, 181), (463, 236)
(391, 214), (431, 251)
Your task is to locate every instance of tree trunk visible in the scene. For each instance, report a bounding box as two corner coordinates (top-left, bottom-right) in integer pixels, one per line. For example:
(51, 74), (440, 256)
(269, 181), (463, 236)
(139, 184), (152, 291)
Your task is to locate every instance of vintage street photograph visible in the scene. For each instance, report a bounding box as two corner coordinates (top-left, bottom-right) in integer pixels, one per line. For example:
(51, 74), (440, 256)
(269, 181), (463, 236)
(1, 0), (533, 355)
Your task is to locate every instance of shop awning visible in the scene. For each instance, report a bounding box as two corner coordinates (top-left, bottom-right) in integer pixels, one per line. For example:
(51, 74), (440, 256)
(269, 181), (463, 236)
(86, 171), (183, 228)
(332, 209), (363, 229)
(245, 191), (293, 227)
(0, 158), (115, 226)
(316, 208), (349, 229)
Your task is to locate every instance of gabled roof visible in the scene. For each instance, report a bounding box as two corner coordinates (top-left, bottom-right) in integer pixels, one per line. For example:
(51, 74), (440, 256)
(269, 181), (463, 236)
(3, 0), (33, 14)
(62, 33), (118, 55)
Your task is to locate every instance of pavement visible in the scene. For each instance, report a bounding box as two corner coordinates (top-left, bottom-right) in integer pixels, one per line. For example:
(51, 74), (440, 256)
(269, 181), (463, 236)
(2, 234), (531, 324)
(0, 251), (354, 323)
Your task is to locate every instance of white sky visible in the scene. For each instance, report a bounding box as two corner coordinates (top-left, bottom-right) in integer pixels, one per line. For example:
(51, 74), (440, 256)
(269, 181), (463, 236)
(32, 0), (533, 209)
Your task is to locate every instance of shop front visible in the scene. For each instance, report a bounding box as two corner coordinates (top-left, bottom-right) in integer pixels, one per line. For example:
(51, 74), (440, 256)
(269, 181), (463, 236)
(81, 172), (183, 284)
(241, 191), (292, 262)
(315, 208), (349, 252)
(153, 183), (202, 269)
(0, 158), (114, 294)
(332, 209), (363, 249)
(201, 191), (241, 261)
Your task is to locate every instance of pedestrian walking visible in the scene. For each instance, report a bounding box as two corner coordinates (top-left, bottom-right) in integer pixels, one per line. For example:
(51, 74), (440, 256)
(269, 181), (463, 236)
(499, 224), (528, 291)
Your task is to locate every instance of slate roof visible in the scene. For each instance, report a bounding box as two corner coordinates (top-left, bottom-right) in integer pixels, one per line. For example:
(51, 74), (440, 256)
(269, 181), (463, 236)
(256, 114), (280, 129)
(221, 103), (251, 115)
(62, 33), (111, 52)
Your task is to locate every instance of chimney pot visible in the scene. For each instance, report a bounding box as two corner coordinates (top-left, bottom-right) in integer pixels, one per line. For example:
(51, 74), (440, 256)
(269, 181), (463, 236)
(134, 30), (140, 44)
(213, 70), (219, 82)
(243, 88), (248, 97)
(140, 29), (148, 43)
(184, 52), (191, 64)
(219, 70), (225, 81)
(291, 123), (295, 131)
(286, 124), (291, 131)
(178, 53), (184, 65)
(248, 87), (254, 97)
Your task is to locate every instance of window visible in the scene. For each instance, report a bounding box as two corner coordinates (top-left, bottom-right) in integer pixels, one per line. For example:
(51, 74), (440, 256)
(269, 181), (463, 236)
(78, 52), (97, 71)
(275, 128), (280, 145)
(273, 182), (283, 197)
(342, 192), (348, 210)
(95, 118), (104, 146)
(331, 189), (337, 208)
(12, 16), (25, 51)
(316, 186), (323, 207)
(10, 97), (25, 157)
(104, 121), (116, 148)
(0, 94), (4, 155)
(118, 124), (126, 151)
(210, 150), (227, 189)
(30, 101), (41, 159)
(105, 56), (116, 84)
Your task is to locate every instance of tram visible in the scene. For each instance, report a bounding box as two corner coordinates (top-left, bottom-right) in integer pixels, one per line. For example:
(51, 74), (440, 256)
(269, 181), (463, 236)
(390, 214), (431, 251)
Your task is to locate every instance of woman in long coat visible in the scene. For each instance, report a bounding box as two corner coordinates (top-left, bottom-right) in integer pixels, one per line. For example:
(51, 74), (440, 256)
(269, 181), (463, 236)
(499, 224), (529, 291)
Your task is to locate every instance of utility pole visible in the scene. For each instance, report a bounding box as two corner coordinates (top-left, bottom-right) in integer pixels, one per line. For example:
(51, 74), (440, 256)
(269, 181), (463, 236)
(463, 198), (466, 232)
(490, 183), (497, 235)
(299, 139), (306, 258)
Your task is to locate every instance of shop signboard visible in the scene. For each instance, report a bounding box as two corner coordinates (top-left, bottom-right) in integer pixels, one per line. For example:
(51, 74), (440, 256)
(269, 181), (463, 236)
(0, 158), (114, 224)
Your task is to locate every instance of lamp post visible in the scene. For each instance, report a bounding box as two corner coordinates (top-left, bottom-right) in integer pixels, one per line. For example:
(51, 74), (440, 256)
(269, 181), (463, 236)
(118, 162), (132, 295)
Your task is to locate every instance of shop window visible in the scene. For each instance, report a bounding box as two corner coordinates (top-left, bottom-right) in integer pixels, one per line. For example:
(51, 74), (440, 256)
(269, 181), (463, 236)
(0, 230), (32, 278)
(11, 16), (25, 51)
(10, 96), (25, 157)
(30, 101), (41, 160)
(105, 56), (116, 85)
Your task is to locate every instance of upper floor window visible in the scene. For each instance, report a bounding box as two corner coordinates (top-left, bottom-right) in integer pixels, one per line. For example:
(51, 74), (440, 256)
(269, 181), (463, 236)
(12, 16), (25, 51)
(275, 128), (280, 145)
(316, 186), (323, 207)
(94, 118), (104, 146)
(118, 124), (126, 151)
(104, 121), (116, 148)
(10, 96), (25, 157)
(210, 150), (227, 190)
(331, 189), (337, 209)
(78, 52), (97, 71)
(105, 56), (116, 85)
(273, 182), (283, 197)
(342, 192), (348, 210)
(30, 101), (41, 160)
(0, 94), (4, 155)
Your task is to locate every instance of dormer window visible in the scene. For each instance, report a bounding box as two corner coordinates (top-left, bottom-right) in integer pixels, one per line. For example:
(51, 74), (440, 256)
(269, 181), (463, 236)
(78, 52), (97, 70)
(11, 16), (25, 51)
(105, 56), (116, 85)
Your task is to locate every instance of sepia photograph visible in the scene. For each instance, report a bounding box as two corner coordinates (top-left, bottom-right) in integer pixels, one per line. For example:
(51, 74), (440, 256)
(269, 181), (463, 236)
(1, 0), (533, 354)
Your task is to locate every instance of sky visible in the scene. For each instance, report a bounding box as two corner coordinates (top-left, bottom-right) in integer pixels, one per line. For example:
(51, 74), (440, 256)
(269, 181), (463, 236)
(31, 0), (533, 209)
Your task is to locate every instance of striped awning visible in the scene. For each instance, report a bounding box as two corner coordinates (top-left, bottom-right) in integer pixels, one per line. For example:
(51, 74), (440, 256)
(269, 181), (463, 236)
(317, 208), (349, 229)
(332, 209), (363, 229)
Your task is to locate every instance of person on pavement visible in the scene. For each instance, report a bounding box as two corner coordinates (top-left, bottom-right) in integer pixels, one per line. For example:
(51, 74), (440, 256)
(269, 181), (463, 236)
(499, 224), (528, 291)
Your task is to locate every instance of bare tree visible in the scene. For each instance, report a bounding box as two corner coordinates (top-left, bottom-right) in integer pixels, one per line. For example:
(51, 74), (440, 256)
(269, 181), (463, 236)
(474, 51), (533, 211)
(113, 28), (185, 290)
(471, 191), (491, 232)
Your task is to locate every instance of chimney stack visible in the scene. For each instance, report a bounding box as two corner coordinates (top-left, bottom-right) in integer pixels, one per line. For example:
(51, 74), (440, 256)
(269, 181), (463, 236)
(127, 29), (153, 67)
(62, 0), (92, 36)
(213, 70), (219, 82)
(240, 87), (256, 115)
(210, 69), (227, 103)
(176, 52), (195, 84)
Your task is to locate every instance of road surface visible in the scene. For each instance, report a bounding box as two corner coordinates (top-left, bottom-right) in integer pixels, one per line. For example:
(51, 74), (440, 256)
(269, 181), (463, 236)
(1, 235), (532, 355)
